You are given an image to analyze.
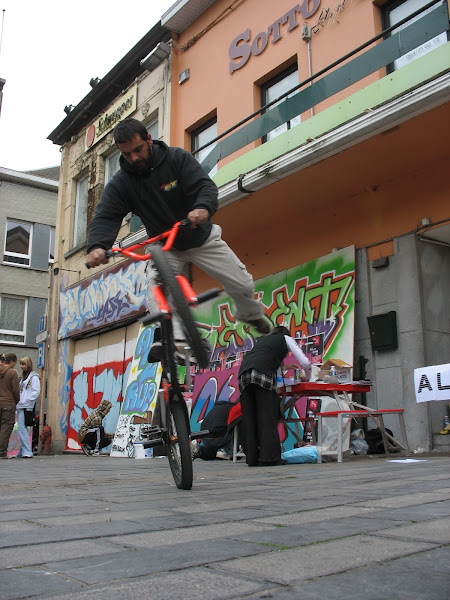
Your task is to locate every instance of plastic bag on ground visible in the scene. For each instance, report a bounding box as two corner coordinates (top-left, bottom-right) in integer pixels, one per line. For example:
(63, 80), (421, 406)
(282, 446), (318, 464)
(350, 438), (369, 455)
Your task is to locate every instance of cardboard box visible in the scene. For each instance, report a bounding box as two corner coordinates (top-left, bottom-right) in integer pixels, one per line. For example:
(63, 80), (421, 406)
(320, 359), (352, 383)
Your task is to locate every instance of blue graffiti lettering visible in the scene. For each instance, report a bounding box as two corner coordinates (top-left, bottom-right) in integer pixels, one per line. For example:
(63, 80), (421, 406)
(58, 261), (147, 337)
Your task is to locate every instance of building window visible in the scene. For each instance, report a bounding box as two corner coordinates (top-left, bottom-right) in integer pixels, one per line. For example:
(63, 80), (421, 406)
(0, 295), (26, 344)
(74, 175), (88, 247)
(383, 0), (447, 71)
(261, 65), (301, 142)
(105, 150), (121, 184)
(49, 227), (55, 264)
(147, 117), (158, 140)
(191, 119), (217, 176)
(3, 220), (32, 266)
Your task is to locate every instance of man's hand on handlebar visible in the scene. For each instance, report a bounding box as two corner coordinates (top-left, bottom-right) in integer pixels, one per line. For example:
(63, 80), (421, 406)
(186, 208), (209, 228)
(86, 248), (110, 268)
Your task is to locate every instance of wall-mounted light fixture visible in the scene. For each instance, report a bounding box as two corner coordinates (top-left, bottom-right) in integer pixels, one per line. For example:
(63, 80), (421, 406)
(64, 105), (74, 115)
(140, 41), (171, 72)
(178, 68), (190, 85)
(89, 77), (101, 88)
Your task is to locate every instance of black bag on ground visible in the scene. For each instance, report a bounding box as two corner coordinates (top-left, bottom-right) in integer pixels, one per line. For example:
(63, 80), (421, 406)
(365, 428), (393, 454)
(24, 407), (36, 427)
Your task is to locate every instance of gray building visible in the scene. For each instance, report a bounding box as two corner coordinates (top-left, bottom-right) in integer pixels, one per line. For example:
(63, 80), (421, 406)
(0, 166), (58, 370)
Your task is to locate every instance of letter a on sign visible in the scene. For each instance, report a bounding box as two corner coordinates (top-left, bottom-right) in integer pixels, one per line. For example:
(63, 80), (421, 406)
(414, 364), (450, 403)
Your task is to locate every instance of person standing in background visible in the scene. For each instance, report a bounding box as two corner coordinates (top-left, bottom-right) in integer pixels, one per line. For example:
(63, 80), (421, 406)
(0, 353), (20, 459)
(238, 326), (311, 467)
(17, 357), (40, 459)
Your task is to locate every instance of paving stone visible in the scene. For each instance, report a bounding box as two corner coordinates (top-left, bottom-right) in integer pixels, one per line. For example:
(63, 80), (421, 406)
(351, 490), (450, 509)
(252, 504), (374, 526)
(42, 539), (272, 584)
(364, 500), (450, 522)
(213, 535), (437, 585)
(242, 562), (450, 600)
(109, 521), (272, 548)
(33, 566), (267, 600)
(388, 545), (450, 575)
(0, 519), (152, 548)
(0, 566), (82, 600)
(371, 515), (450, 543)
(229, 515), (410, 547)
(0, 539), (121, 569)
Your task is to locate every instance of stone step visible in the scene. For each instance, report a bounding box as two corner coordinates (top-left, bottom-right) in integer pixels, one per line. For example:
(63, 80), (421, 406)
(433, 433), (450, 451)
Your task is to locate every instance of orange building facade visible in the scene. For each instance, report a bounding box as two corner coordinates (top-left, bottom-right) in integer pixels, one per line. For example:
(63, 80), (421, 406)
(163, 0), (450, 450)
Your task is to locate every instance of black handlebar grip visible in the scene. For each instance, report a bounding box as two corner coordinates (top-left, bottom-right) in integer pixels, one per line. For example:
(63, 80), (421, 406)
(196, 288), (221, 304)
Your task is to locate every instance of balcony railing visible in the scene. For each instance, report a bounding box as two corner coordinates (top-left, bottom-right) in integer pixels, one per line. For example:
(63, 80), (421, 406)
(199, 0), (449, 175)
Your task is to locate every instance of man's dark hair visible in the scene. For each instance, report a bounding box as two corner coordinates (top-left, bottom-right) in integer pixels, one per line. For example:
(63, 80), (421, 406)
(114, 118), (149, 144)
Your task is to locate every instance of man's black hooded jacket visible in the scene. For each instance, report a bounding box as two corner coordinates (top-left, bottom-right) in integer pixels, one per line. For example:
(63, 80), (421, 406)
(86, 140), (219, 253)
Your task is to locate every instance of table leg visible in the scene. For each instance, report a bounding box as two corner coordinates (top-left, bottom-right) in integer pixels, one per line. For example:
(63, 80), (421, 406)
(338, 414), (343, 463)
(398, 412), (409, 454)
(233, 427), (238, 463)
(318, 416), (323, 463)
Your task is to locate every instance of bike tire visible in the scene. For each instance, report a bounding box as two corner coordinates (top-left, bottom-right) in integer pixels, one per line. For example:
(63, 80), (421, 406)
(150, 245), (209, 368)
(167, 400), (193, 490)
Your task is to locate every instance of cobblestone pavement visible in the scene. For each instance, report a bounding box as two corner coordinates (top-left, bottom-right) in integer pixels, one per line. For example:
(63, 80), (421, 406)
(1, 453), (449, 599)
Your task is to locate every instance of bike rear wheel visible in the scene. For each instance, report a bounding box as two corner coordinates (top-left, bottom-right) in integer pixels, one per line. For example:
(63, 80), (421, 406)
(167, 400), (193, 490)
(150, 245), (209, 368)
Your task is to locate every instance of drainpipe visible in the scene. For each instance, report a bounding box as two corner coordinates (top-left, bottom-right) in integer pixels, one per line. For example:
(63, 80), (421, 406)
(301, 24), (314, 117)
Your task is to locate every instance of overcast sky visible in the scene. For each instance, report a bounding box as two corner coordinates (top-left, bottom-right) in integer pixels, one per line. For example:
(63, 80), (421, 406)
(0, 0), (176, 173)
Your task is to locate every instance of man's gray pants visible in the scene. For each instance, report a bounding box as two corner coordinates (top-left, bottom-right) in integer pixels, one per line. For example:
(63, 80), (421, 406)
(146, 224), (263, 339)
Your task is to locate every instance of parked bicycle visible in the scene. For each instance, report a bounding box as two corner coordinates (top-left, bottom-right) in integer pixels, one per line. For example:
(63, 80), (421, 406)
(104, 220), (218, 489)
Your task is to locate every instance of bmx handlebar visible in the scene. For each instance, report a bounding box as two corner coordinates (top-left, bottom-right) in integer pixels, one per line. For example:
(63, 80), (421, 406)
(87, 219), (190, 268)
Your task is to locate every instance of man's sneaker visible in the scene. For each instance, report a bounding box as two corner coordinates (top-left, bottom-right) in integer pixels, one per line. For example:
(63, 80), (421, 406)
(91, 450), (108, 456)
(190, 440), (198, 460)
(81, 445), (91, 456)
(216, 449), (231, 460)
(246, 317), (272, 335)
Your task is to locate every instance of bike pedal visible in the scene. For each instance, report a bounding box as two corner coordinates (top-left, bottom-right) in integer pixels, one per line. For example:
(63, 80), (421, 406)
(190, 429), (210, 440)
(140, 425), (162, 438)
(142, 438), (165, 448)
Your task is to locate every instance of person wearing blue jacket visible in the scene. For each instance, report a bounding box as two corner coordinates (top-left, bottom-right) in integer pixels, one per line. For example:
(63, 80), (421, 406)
(85, 118), (270, 339)
(17, 357), (40, 458)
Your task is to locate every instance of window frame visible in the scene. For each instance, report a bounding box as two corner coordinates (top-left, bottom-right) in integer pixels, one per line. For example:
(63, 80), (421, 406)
(49, 227), (55, 265)
(382, 0), (448, 72)
(260, 64), (301, 143)
(73, 174), (89, 249)
(105, 149), (121, 184)
(191, 118), (218, 176)
(0, 294), (27, 345)
(3, 219), (33, 268)
(146, 116), (159, 140)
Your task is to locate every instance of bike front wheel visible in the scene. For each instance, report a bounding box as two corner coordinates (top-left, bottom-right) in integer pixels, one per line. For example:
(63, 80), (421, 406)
(167, 401), (193, 490)
(150, 245), (209, 369)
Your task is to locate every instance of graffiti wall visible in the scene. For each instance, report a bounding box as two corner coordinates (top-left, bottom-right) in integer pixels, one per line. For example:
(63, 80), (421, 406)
(66, 327), (138, 451)
(111, 324), (162, 457)
(58, 259), (147, 339)
(190, 246), (356, 449)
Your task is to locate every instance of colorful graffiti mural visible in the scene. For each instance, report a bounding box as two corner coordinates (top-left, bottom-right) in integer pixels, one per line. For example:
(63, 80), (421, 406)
(190, 246), (356, 449)
(111, 325), (162, 457)
(58, 259), (147, 339)
(66, 339), (133, 451)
